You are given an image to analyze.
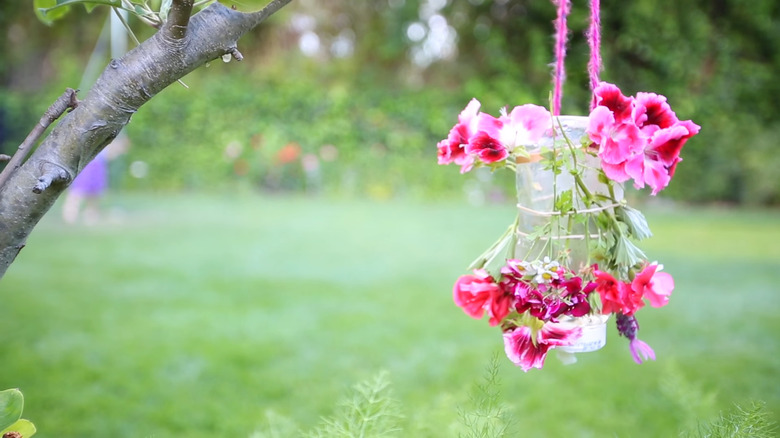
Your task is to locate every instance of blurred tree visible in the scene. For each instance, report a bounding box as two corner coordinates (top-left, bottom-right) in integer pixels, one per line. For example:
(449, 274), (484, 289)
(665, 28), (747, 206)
(0, 0), (778, 279)
(0, 0), (293, 278)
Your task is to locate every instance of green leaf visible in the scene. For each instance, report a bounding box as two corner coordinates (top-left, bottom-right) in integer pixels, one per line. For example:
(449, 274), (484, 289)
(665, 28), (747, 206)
(554, 189), (573, 213)
(34, 0), (71, 25)
(36, 0), (124, 24)
(613, 235), (646, 268)
(159, 0), (172, 22)
(0, 388), (24, 431)
(617, 206), (653, 240)
(1, 419), (37, 437)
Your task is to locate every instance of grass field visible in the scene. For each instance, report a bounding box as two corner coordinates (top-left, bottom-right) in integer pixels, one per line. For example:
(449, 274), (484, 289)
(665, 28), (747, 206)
(1, 193), (778, 437)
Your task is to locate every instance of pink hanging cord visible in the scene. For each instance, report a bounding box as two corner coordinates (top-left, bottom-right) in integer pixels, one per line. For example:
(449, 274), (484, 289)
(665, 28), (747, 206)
(587, 0), (602, 110)
(551, 0), (571, 116)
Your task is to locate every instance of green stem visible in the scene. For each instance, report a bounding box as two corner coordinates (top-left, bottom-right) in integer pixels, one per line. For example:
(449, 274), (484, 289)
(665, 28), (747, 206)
(468, 218), (516, 271)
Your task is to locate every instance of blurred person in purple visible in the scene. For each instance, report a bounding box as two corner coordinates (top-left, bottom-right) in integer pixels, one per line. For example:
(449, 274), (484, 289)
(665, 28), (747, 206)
(62, 135), (128, 224)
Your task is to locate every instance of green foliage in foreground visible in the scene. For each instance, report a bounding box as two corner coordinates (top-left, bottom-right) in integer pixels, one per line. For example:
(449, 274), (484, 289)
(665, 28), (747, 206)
(1, 194), (779, 437)
(0, 388), (36, 437)
(252, 364), (776, 438)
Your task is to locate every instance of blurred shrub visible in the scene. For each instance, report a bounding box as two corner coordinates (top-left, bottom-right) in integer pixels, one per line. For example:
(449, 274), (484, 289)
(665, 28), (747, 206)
(121, 62), (516, 199)
(2, 0), (779, 204)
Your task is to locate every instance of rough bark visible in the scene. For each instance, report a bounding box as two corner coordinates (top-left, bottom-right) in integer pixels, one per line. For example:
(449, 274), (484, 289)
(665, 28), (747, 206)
(0, 0), (292, 279)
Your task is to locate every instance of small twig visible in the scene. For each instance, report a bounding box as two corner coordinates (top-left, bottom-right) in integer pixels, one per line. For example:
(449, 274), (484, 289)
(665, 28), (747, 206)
(228, 47), (244, 61)
(32, 162), (70, 194)
(0, 88), (78, 189)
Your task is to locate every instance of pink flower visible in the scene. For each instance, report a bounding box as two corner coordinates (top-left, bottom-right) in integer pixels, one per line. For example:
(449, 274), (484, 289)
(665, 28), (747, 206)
(587, 82), (700, 195)
(616, 313), (656, 364)
(452, 270), (512, 326)
(631, 263), (674, 308)
(593, 267), (643, 316)
(629, 338), (656, 364)
(634, 92), (678, 131)
(503, 323), (582, 371)
(498, 104), (551, 148)
(593, 82), (634, 123)
(437, 99), (481, 172)
(514, 289), (567, 322)
(465, 131), (509, 164)
(438, 100), (553, 171)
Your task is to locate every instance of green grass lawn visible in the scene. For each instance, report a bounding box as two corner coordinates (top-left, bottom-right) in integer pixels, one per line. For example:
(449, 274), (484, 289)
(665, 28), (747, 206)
(1, 193), (778, 437)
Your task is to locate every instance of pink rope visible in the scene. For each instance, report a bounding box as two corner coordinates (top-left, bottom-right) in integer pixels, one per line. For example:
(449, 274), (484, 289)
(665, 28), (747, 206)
(551, 0), (571, 116)
(587, 0), (602, 110)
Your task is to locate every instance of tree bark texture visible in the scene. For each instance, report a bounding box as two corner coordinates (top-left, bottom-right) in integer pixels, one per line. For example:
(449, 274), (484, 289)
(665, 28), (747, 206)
(0, 0), (292, 279)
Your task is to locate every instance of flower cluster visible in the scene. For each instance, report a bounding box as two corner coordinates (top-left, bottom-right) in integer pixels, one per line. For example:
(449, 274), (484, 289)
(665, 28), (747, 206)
(594, 263), (674, 316)
(438, 81), (698, 371)
(587, 82), (701, 195)
(454, 258), (605, 371)
(454, 258), (598, 326)
(437, 99), (551, 173)
(453, 258), (675, 370)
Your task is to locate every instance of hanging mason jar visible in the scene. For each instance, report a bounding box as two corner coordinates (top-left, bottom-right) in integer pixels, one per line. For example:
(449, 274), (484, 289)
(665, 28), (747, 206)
(514, 115), (623, 359)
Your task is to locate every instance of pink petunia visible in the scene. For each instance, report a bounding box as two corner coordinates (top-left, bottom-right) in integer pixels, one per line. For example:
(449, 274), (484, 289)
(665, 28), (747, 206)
(503, 323), (582, 372)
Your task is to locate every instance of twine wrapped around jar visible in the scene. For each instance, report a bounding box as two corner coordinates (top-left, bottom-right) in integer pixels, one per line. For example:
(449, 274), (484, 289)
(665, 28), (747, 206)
(514, 116), (623, 271)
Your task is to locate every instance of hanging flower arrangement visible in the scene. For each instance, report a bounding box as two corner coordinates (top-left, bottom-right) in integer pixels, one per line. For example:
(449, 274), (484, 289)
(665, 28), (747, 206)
(437, 1), (700, 372)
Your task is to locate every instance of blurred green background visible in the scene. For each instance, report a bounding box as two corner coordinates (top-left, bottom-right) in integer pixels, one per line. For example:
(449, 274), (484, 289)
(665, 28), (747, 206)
(1, 1), (779, 437)
(1, 0), (779, 203)
(1, 195), (779, 436)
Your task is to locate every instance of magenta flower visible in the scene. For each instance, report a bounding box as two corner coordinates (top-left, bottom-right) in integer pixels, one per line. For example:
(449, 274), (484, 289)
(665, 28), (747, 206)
(560, 276), (595, 317)
(587, 106), (643, 183)
(503, 323), (582, 372)
(438, 99), (553, 171)
(616, 313), (656, 364)
(437, 98), (481, 172)
(587, 82), (700, 194)
(635, 92), (678, 131)
(593, 267), (643, 316)
(452, 270), (513, 326)
(498, 104), (551, 148)
(593, 82), (634, 123)
(629, 338), (656, 364)
(514, 289), (567, 322)
(499, 259), (533, 286)
(465, 131), (509, 164)
(631, 263), (674, 308)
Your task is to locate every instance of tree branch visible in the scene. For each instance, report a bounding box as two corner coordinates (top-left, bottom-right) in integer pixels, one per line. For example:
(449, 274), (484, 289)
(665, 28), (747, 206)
(0, 0), (293, 279)
(163, 0), (194, 40)
(0, 88), (78, 190)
